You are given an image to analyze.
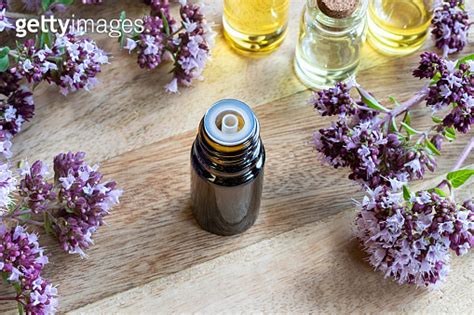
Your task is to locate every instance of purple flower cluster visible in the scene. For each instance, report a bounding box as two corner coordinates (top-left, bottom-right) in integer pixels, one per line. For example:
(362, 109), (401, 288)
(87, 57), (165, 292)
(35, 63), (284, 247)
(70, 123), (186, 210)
(355, 186), (473, 286)
(51, 152), (122, 257)
(167, 1), (214, 92)
(412, 52), (445, 79)
(312, 87), (436, 188)
(16, 33), (108, 96)
(310, 82), (356, 117)
(8, 152), (123, 257)
(315, 122), (435, 188)
(313, 53), (474, 189)
(0, 69), (35, 158)
(310, 1), (473, 287)
(125, 0), (215, 93)
(0, 6), (13, 31)
(431, 0), (470, 55)
(16, 39), (56, 83)
(0, 32), (106, 155)
(53, 33), (108, 95)
(0, 162), (16, 210)
(0, 152), (122, 311)
(135, 14), (171, 70)
(127, 0), (175, 70)
(0, 225), (58, 314)
(19, 160), (55, 214)
(413, 52), (473, 133)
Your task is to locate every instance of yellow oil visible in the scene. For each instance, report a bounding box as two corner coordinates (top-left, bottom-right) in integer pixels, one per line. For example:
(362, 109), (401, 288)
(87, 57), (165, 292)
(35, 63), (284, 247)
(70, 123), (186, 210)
(223, 0), (289, 54)
(367, 0), (433, 55)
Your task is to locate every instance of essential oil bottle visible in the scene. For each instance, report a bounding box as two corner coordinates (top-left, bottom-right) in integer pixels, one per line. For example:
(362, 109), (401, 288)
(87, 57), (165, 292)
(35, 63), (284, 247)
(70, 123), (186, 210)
(294, 0), (368, 89)
(367, 0), (434, 55)
(191, 99), (265, 236)
(223, 0), (289, 54)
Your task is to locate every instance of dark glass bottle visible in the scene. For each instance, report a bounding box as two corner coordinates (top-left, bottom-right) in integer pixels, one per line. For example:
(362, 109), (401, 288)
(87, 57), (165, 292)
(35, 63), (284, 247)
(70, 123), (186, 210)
(191, 99), (265, 236)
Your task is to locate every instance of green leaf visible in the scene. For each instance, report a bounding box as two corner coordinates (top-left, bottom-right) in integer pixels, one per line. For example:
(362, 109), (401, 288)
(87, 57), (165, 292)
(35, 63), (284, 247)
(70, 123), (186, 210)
(403, 111), (411, 126)
(433, 188), (447, 197)
(18, 213), (31, 220)
(444, 127), (456, 141)
(431, 116), (443, 124)
(388, 96), (401, 106)
(161, 11), (170, 35)
(425, 139), (441, 156)
(430, 72), (442, 85)
(41, 0), (52, 11)
(402, 185), (411, 201)
(40, 31), (52, 49)
(65, 207), (75, 214)
(446, 127), (456, 135)
(57, 0), (74, 4)
(447, 169), (474, 188)
(43, 213), (54, 235)
(356, 87), (390, 112)
(17, 303), (24, 315)
(444, 133), (456, 141)
(13, 282), (21, 293)
(119, 11), (126, 47)
(456, 53), (474, 68)
(400, 122), (420, 135)
(389, 117), (398, 132)
(0, 47), (9, 58)
(0, 54), (9, 72)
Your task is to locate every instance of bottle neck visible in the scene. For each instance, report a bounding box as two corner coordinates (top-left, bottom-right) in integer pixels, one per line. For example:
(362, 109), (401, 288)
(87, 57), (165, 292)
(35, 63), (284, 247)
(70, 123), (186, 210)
(192, 118), (264, 186)
(305, 0), (368, 30)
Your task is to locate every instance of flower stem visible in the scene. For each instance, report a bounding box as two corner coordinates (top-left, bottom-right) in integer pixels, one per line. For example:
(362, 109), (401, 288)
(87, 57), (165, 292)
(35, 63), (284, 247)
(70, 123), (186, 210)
(12, 210), (32, 217)
(374, 87), (429, 128)
(354, 104), (380, 113)
(452, 137), (474, 171)
(169, 26), (184, 38)
(15, 218), (44, 226)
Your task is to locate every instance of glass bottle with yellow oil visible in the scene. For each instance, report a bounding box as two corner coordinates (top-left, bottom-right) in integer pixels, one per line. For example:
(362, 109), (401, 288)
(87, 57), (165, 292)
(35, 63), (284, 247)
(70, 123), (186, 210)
(223, 0), (290, 54)
(367, 0), (434, 55)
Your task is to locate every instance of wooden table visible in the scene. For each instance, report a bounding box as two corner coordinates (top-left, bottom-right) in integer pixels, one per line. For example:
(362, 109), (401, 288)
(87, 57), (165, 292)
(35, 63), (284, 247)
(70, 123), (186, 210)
(1, 0), (473, 313)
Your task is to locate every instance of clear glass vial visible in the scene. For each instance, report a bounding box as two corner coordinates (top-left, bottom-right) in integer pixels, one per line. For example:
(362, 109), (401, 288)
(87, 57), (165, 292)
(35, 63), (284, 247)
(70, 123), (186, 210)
(223, 0), (289, 54)
(294, 0), (368, 89)
(367, 0), (434, 56)
(191, 99), (265, 236)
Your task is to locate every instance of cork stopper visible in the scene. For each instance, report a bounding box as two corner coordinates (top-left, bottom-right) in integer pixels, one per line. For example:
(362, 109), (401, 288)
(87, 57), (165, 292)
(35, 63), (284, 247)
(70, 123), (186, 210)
(317, 0), (359, 18)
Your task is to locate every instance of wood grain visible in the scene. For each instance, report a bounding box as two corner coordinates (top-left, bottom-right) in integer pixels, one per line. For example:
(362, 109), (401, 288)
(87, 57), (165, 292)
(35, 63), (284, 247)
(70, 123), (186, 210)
(70, 172), (473, 314)
(12, 0), (473, 165)
(0, 0), (471, 313)
(2, 85), (471, 313)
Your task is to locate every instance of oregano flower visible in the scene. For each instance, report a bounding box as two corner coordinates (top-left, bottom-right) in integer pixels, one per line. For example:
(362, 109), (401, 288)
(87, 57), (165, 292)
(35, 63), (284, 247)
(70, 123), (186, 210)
(0, 152), (123, 258)
(355, 177), (473, 286)
(432, 0), (470, 55)
(311, 1), (473, 286)
(0, 225), (58, 314)
(123, 0), (216, 93)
